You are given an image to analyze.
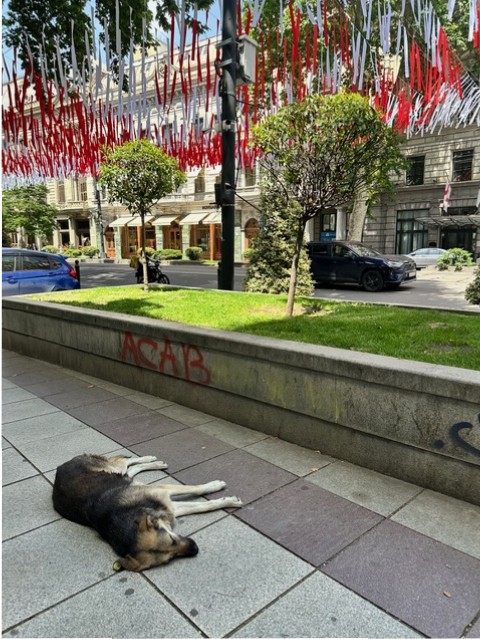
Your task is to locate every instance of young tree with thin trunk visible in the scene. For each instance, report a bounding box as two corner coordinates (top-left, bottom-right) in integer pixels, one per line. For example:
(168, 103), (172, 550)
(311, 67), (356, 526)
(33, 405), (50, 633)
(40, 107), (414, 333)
(252, 92), (405, 316)
(99, 140), (186, 291)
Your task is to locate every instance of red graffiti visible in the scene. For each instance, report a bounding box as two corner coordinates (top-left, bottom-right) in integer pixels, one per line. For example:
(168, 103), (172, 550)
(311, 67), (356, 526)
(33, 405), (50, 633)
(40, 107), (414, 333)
(121, 332), (211, 385)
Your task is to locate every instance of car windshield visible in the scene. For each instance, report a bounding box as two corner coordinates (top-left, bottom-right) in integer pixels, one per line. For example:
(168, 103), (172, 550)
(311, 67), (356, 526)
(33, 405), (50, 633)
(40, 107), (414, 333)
(350, 244), (382, 257)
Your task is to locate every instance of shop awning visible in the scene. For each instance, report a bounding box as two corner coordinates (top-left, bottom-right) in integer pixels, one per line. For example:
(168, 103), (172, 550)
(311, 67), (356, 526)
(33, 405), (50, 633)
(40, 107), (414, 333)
(178, 211), (210, 225)
(153, 215), (180, 226)
(108, 216), (134, 227)
(203, 211), (222, 224)
(416, 215), (480, 228)
(127, 215), (155, 227)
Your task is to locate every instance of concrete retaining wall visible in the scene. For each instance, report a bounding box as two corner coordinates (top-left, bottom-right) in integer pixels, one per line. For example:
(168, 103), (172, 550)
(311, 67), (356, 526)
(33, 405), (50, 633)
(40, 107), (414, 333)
(3, 297), (480, 505)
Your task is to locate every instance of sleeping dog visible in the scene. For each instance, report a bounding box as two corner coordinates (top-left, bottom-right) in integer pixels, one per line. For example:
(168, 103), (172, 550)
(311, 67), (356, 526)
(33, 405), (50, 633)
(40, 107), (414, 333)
(53, 453), (242, 571)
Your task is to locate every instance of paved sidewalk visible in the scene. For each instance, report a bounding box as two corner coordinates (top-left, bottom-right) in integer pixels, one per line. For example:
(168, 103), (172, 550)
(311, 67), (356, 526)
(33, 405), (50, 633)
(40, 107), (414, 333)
(3, 349), (480, 638)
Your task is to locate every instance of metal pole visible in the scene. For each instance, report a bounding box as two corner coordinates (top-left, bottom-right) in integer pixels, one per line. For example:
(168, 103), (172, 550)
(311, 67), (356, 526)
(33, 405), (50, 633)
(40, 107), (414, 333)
(217, 0), (236, 290)
(95, 177), (106, 259)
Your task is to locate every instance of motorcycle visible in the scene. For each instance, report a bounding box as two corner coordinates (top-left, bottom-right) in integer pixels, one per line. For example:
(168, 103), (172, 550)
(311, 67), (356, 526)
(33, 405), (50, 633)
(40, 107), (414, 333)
(135, 255), (170, 284)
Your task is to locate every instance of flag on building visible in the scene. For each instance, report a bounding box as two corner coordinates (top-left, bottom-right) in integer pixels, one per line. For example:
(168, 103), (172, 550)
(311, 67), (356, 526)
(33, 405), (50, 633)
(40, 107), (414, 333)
(442, 179), (452, 211)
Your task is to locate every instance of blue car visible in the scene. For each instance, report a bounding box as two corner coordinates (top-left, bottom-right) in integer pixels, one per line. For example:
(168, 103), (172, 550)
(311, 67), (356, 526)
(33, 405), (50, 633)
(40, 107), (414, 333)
(2, 248), (80, 296)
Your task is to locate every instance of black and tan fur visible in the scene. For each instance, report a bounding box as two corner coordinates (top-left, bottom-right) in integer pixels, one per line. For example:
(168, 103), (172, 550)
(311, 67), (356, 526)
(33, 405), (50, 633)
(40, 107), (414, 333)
(52, 453), (242, 571)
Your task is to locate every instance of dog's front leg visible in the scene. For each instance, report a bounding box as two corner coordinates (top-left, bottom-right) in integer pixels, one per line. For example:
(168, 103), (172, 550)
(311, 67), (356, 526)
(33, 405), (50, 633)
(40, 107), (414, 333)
(126, 460), (168, 477)
(172, 496), (243, 517)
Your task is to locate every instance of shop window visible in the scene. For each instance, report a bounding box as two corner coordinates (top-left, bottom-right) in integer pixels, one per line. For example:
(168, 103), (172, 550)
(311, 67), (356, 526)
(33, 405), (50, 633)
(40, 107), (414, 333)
(395, 210), (428, 254)
(406, 156), (425, 186)
(452, 150), (473, 182)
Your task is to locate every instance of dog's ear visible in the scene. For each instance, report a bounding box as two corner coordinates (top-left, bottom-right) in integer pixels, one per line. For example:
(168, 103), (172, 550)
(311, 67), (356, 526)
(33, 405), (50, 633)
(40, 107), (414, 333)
(136, 514), (155, 532)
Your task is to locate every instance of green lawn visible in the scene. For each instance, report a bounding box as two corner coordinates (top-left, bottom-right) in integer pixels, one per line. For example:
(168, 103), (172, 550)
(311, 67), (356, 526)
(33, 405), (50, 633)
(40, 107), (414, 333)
(32, 286), (480, 371)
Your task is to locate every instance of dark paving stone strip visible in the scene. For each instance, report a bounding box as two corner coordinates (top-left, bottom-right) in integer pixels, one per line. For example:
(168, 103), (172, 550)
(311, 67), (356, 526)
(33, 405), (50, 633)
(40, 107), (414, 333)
(131, 428), (235, 473)
(236, 478), (383, 564)
(42, 387), (119, 411)
(92, 410), (189, 446)
(67, 397), (151, 426)
(323, 519), (480, 638)
(173, 448), (298, 504)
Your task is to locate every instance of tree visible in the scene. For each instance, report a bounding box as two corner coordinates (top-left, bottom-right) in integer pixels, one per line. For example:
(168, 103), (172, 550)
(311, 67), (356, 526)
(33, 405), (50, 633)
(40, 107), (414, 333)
(99, 139), (186, 290)
(2, 184), (58, 244)
(252, 92), (405, 316)
(244, 181), (314, 296)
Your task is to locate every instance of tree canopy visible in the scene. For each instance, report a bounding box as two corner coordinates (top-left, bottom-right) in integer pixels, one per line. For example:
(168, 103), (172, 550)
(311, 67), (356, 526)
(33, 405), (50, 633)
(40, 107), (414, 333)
(2, 184), (58, 241)
(253, 91), (405, 315)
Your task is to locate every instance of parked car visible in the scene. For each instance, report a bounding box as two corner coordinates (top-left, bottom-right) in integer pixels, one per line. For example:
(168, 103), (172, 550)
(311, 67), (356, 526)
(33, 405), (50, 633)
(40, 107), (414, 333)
(2, 248), (80, 296)
(307, 240), (417, 292)
(407, 247), (448, 269)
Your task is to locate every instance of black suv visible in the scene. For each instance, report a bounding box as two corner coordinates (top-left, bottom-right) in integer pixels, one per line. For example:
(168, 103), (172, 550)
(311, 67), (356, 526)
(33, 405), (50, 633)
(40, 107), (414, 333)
(307, 241), (417, 292)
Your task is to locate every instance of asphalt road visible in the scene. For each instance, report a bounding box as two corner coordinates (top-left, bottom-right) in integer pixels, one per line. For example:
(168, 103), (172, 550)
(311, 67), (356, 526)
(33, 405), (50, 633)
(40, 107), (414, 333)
(75, 261), (478, 312)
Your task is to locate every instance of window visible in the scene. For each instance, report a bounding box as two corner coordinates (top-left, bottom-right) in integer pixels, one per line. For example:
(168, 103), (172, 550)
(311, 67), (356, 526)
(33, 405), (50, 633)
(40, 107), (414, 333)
(57, 181), (66, 204)
(395, 210), (428, 254)
(2, 255), (15, 272)
(245, 167), (256, 186)
(452, 150), (473, 182)
(22, 255), (52, 270)
(406, 156), (425, 186)
(194, 174), (205, 193)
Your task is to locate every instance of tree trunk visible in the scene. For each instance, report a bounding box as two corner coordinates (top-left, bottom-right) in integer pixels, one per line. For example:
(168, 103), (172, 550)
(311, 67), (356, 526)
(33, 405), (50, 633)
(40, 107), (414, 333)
(347, 186), (369, 242)
(140, 211), (148, 292)
(286, 218), (307, 317)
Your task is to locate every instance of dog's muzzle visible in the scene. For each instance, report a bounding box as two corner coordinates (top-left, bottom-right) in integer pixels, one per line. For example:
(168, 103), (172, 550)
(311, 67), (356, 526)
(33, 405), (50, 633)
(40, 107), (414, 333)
(186, 538), (199, 556)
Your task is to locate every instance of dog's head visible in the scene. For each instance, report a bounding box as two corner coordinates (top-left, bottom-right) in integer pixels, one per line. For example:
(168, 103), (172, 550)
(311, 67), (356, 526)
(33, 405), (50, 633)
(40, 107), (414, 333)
(118, 514), (198, 571)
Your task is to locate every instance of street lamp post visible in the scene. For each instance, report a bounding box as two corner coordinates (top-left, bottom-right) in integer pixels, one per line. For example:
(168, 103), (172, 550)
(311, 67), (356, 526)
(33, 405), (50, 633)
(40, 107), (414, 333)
(217, 0), (237, 291)
(94, 177), (106, 259)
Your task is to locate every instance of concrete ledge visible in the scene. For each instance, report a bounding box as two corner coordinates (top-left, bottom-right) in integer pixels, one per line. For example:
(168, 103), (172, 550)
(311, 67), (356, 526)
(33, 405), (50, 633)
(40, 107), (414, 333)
(3, 297), (480, 505)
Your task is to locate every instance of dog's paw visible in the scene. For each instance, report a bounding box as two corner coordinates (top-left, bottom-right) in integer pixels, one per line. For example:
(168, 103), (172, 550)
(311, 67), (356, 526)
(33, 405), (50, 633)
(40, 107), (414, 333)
(204, 480), (226, 493)
(153, 461), (168, 469)
(222, 496), (243, 508)
(138, 456), (157, 463)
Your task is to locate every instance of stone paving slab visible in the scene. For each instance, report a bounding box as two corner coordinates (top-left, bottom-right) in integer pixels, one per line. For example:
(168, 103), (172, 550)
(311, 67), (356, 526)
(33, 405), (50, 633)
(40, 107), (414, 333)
(147, 516), (313, 637)
(2, 573), (202, 639)
(2, 350), (480, 639)
(323, 519), (480, 638)
(232, 571), (422, 638)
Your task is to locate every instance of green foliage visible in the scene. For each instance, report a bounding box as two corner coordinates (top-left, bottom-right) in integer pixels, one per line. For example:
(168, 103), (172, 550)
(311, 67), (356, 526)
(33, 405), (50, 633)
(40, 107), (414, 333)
(2, 231), (12, 247)
(465, 268), (480, 306)
(41, 245), (58, 253)
(63, 247), (82, 257)
(81, 245), (100, 258)
(253, 93), (405, 220)
(99, 140), (186, 219)
(437, 248), (474, 271)
(185, 246), (204, 261)
(2, 184), (58, 238)
(136, 246), (156, 258)
(155, 249), (182, 260)
(243, 183), (314, 296)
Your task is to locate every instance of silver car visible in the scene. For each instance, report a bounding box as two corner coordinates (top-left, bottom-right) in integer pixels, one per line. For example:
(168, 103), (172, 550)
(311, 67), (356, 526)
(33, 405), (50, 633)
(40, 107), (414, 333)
(407, 247), (448, 269)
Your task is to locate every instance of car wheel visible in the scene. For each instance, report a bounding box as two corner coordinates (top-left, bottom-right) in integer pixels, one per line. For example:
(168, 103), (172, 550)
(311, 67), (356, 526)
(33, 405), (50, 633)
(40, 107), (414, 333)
(362, 270), (384, 292)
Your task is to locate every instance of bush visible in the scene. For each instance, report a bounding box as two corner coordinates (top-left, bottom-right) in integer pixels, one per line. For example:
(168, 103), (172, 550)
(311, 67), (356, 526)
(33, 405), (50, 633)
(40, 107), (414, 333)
(437, 248), (474, 271)
(63, 248), (82, 258)
(155, 249), (182, 260)
(465, 268), (480, 306)
(136, 246), (156, 258)
(185, 246), (204, 261)
(41, 245), (58, 253)
(81, 245), (100, 258)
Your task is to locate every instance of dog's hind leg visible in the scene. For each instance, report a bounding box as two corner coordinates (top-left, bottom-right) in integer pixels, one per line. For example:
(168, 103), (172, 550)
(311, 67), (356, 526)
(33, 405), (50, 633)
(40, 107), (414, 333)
(172, 496), (243, 517)
(126, 459), (168, 477)
(158, 480), (227, 497)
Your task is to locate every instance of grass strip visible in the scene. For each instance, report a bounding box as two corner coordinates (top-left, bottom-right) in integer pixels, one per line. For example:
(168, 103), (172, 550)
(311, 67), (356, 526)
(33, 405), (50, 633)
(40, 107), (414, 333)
(32, 286), (480, 371)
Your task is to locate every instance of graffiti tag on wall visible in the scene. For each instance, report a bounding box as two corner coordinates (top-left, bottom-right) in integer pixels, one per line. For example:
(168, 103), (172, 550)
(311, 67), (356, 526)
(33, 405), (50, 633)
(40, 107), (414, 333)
(121, 331), (211, 386)
(434, 414), (480, 457)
